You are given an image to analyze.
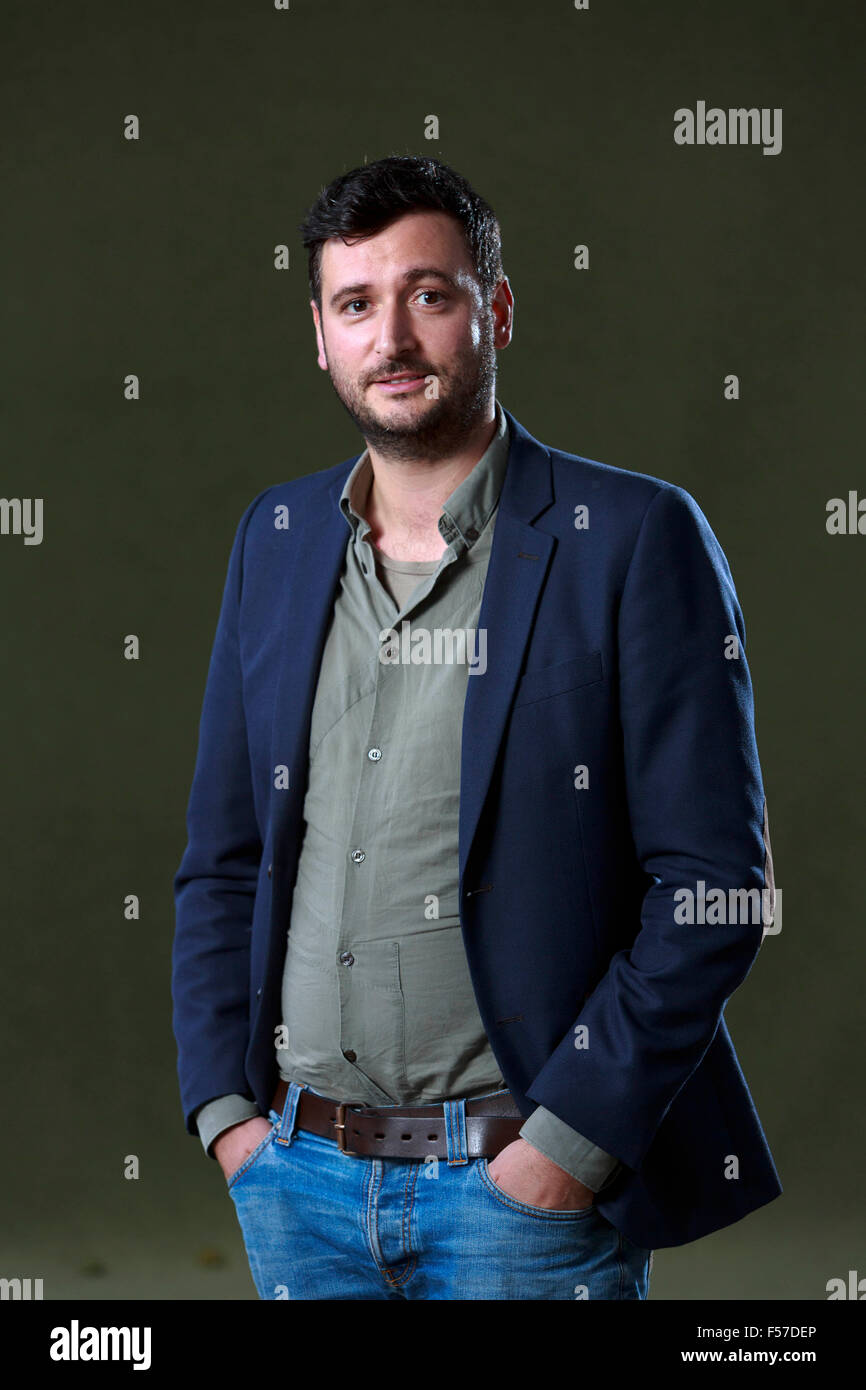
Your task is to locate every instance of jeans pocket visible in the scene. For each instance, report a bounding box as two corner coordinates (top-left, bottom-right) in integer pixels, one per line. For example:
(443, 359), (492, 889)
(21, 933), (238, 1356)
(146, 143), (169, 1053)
(226, 1120), (277, 1192)
(476, 1158), (599, 1221)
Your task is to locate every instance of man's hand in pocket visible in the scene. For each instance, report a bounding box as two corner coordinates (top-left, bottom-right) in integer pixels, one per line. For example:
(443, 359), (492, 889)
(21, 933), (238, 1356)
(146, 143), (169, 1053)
(488, 1138), (596, 1210)
(212, 1116), (273, 1182)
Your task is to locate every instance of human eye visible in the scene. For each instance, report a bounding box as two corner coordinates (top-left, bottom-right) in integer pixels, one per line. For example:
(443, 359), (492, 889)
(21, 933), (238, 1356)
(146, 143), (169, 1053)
(414, 290), (446, 307)
(342, 298), (369, 315)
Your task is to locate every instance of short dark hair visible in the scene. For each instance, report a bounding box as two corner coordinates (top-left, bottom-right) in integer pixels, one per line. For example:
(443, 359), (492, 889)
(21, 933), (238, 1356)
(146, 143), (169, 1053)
(299, 155), (504, 311)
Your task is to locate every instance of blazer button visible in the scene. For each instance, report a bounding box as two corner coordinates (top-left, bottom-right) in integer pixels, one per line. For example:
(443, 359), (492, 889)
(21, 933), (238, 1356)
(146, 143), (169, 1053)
(256, 986), (263, 999)
(267, 863), (272, 878)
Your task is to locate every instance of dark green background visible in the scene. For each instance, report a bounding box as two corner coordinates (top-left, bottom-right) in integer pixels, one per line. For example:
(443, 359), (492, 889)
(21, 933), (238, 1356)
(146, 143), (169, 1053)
(1, 0), (862, 1299)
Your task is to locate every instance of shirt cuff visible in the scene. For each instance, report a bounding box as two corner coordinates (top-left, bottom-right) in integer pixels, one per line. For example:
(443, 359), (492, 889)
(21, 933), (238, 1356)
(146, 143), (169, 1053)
(519, 1105), (623, 1193)
(195, 1094), (262, 1159)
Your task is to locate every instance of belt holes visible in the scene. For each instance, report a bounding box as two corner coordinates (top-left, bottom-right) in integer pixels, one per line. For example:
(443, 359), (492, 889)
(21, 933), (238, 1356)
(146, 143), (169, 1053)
(350, 1129), (444, 1141)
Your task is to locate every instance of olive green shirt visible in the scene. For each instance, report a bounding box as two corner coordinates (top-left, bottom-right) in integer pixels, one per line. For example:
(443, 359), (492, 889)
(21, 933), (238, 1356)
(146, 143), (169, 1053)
(196, 401), (622, 1193)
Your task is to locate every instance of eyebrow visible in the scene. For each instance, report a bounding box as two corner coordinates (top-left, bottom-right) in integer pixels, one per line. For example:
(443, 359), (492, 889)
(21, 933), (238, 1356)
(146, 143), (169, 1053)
(328, 266), (462, 311)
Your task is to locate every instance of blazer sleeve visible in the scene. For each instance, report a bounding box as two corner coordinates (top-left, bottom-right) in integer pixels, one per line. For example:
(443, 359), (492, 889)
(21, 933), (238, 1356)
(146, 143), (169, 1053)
(172, 489), (271, 1135)
(525, 483), (774, 1172)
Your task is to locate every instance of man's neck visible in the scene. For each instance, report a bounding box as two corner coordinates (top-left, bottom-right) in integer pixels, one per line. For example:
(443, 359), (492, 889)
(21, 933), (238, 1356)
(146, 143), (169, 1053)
(363, 408), (497, 562)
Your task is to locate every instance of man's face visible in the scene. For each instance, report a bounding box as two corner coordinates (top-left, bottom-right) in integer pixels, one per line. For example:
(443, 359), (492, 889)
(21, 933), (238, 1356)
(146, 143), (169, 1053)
(311, 209), (511, 460)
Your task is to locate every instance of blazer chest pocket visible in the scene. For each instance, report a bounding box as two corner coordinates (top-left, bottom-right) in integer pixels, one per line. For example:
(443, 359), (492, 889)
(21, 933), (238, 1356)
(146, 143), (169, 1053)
(512, 650), (604, 709)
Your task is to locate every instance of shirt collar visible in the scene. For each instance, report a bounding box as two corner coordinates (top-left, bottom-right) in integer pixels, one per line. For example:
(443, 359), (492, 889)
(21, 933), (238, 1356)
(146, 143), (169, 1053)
(338, 398), (511, 556)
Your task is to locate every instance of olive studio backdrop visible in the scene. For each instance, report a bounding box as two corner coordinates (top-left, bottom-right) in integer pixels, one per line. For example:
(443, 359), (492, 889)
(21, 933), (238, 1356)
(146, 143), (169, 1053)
(0, 0), (862, 1300)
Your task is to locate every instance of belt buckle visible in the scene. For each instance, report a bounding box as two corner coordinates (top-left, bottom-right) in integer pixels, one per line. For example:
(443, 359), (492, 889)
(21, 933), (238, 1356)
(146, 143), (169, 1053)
(332, 1102), (359, 1156)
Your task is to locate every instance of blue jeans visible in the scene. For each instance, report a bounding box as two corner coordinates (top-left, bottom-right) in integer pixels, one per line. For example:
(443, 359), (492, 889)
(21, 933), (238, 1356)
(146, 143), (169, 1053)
(228, 1081), (653, 1300)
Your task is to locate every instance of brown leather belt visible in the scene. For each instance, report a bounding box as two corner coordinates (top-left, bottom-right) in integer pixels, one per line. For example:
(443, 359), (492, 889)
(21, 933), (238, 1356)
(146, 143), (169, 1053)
(271, 1079), (525, 1159)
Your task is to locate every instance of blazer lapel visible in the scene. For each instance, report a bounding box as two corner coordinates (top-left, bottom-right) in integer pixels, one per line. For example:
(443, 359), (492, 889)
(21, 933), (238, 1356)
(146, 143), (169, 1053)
(458, 410), (555, 886)
(267, 468), (355, 854)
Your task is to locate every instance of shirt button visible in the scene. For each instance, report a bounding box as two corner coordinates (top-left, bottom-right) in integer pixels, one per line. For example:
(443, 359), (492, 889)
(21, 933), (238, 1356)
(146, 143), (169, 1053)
(351, 849), (366, 864)
(343, 1049), (357, 1063)
(339, 951), (354, 967)
(367, 747), (382, 761)
(464, 526), (479, 543)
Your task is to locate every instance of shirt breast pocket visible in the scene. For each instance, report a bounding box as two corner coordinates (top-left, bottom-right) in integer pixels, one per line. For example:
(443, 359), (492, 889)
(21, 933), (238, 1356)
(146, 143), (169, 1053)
(512, 650), (604, 709)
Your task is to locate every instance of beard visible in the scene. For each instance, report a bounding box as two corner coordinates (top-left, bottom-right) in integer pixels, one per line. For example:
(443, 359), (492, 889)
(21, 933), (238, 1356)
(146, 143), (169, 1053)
(320, 319), (498, 463)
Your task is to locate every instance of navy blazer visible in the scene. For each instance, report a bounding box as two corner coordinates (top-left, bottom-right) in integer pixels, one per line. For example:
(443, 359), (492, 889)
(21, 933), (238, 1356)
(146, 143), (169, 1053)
(172, 407), (782, 1249)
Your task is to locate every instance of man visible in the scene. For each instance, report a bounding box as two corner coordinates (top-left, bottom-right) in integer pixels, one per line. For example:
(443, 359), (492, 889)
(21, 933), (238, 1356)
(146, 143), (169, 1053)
(172, 155), (781, 1300)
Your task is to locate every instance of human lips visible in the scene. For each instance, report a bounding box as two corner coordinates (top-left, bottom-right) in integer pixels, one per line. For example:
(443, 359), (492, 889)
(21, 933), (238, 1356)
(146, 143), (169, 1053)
(372, 372), (427, 394)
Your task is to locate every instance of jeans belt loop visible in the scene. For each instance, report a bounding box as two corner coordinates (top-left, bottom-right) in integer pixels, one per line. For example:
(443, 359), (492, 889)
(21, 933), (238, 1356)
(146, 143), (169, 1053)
(444, 1098), (469, 1165)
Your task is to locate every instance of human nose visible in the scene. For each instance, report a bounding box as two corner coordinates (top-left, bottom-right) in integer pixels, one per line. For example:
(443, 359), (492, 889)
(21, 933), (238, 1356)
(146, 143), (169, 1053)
(373, 296), (418, 362)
